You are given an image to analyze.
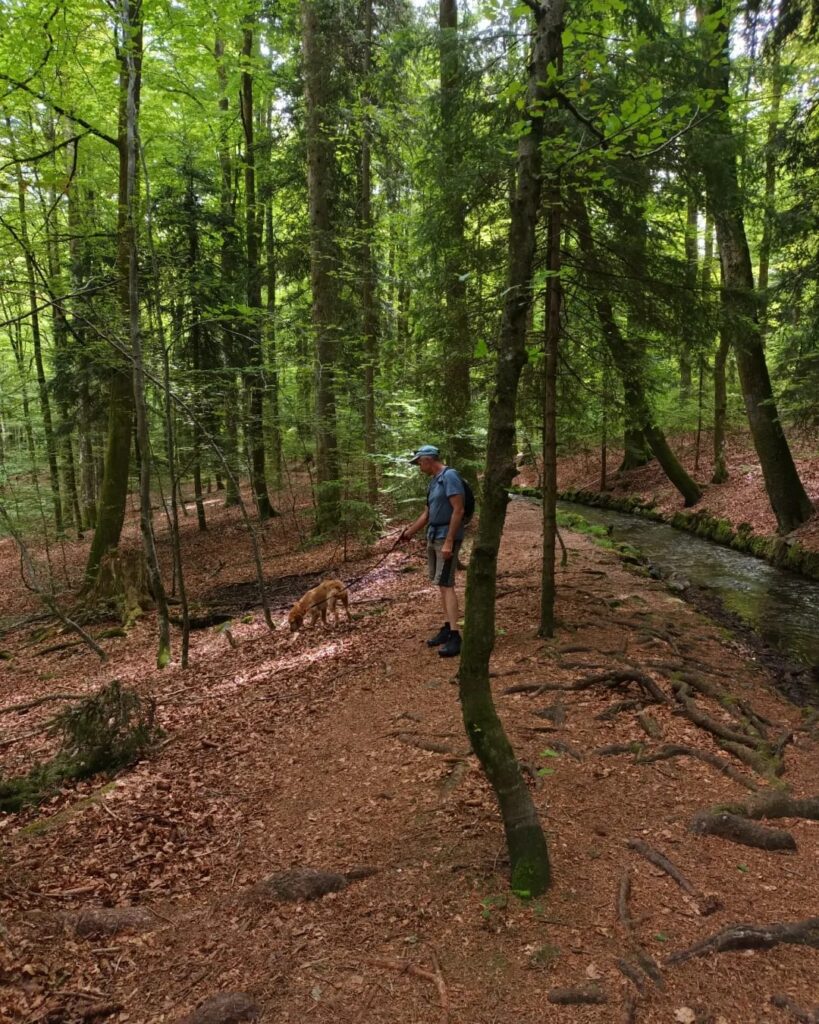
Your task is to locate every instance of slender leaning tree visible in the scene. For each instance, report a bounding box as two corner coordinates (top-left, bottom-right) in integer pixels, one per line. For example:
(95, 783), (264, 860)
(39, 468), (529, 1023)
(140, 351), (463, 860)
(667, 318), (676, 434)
(457, 0), (566, 899)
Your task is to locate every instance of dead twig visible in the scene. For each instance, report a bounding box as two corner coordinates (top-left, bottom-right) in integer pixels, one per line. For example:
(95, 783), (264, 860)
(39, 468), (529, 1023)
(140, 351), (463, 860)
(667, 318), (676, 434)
(615, 868), (664, 988)
(0, 692), (85, 716)
(366, 957), (449, 1022)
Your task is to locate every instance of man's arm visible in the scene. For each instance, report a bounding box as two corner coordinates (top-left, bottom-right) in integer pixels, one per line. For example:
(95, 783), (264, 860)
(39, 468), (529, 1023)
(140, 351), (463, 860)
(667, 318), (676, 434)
(401, 506), (429, 541)
(441, 494), (464, 559)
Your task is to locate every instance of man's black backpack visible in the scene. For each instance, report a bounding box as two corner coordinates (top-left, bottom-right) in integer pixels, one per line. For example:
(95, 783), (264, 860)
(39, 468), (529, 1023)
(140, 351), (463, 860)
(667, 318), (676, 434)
(428, 468), (476, 525)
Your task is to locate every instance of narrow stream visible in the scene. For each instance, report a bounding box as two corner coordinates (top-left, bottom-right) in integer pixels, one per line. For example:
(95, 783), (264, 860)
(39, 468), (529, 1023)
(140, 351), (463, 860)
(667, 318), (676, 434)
(558, 500), (819, 669)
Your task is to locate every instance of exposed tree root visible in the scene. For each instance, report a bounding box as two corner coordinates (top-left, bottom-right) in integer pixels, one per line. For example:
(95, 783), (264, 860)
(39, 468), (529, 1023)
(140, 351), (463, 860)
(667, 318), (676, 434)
(690, 811), (796, 850)
(668, 678), (784, 778)
(439, 759), (469, 795)
(546, 739), (585, 761)
(595, 742), (758, 791)
(668, 917), (819, 965)
(504, 683), (551, 695)
(623, 990), (639, 1024)
(597, 699), (646, 720)
(615, 958), (645, 994)
(740, 792), (819, 821)
(770, 993), (818, 1023)
(671, 680), (759, 748)
(597, 742), (644, 758)
(79, 1002), (124, 1021)
(505, 670), (667, 703)
(627, 838), (720, 916)
(637, 712), (662, 739)
(618, 869), (635, 935)
(534, 702), (566, 725)
(636, 745), (758, 791)
(665, 669), (773, 738)
(718, 739), (783, 778)
(394, 732), (470, 757)
(169, 611), (233, 630)
(572, 670), (669, 703)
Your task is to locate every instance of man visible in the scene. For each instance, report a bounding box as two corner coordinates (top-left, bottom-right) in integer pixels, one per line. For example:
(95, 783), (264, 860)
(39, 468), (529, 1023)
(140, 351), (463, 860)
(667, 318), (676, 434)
(399, 445), (465, 658)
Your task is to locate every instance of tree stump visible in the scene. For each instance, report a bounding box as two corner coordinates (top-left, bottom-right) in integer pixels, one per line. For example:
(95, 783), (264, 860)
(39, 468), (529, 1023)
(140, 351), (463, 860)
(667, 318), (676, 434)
(87, 548), (154, 625)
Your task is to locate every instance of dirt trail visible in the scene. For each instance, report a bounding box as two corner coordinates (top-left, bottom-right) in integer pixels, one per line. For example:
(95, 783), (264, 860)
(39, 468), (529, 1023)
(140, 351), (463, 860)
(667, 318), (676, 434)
(2, 498), (819, 1024)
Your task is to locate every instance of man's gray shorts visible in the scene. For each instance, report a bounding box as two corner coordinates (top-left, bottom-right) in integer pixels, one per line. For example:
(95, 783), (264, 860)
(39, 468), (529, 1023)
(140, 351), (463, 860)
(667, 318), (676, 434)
(427, 538), (462, 587)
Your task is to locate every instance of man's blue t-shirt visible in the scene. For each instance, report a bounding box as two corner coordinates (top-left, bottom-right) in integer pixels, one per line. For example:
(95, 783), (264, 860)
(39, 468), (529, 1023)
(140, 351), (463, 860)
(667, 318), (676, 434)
(426, 467), (466, 541)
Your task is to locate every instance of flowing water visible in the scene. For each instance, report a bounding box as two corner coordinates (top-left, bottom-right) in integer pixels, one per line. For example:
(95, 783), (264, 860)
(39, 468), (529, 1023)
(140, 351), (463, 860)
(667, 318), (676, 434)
(558, 500), (819, 669)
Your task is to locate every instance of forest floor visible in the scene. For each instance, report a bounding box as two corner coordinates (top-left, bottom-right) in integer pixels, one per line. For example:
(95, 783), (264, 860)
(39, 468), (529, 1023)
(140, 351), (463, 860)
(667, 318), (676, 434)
(2, 480), (819, 1024)
(535, 428), (819, 550)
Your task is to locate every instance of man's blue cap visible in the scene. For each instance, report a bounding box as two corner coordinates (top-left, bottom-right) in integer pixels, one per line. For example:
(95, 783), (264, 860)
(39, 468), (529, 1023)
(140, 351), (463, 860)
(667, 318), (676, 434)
(409, 444), (440, 464)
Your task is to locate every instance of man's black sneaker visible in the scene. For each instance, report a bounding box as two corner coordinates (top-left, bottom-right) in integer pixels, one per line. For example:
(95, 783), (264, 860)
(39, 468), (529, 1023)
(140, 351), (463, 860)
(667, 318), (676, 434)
(438, 631), (461, 658)
(427, 623), (452, 647)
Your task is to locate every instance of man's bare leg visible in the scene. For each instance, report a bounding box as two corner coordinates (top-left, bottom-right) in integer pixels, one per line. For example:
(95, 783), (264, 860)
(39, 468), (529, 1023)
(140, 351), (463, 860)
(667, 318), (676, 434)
(440, 586), (459, 628)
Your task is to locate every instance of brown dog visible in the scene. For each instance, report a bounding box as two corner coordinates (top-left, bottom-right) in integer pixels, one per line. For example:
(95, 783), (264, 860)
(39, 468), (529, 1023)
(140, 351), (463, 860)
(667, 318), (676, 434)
(288, 579), (351, 632)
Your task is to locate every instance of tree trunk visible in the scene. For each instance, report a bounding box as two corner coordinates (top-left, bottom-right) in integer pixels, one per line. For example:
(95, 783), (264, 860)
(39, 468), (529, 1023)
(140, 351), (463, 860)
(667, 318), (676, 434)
(620, 420), (653, 472)
(757, 43), (782, 333)
(699, 1), (812, 532)
(437, 0), (474, 477)
(215, 36), (241, 508)
(66, 144), (98, 528)
(121, 0), (170, 668)
(540, 188), (561, 638)
(458, 0), (565, 899)
(679, 188), (698, 400)
(303, 0), (341, 533)
(263, 107), (283, 490)
(85, 15), (143, 582)
(574, 196), (702, 507)
(712, 313), (731, 483)
(183, 178), (207, 532)
(360, 0), (379, 505)
(241, 23), (276, 521)
(7, 117), (64, 536)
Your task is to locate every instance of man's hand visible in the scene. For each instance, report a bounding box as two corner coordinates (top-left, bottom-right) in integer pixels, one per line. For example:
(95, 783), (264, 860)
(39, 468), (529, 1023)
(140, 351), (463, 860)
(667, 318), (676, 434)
(441, 540), (453, 560)
(398, 528), (411, 543)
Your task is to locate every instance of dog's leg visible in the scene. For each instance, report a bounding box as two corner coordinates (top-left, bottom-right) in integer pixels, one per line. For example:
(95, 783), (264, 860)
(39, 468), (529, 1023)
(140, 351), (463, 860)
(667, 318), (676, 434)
(341, 591), (351, 622)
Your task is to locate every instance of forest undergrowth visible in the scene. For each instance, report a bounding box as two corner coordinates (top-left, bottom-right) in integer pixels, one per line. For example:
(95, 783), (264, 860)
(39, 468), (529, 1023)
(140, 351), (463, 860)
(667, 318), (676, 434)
(1, 481), (818, 1024)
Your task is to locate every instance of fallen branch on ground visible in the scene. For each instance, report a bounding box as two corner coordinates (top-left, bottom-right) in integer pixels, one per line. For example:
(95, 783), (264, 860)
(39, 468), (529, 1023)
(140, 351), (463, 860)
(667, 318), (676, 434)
(1, 693), (86, 716)
(547, 986), (607, 1004)
(366, 956), (449, 1022)
(668, 917), (819, 965)
(615, 867), (664, 988)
